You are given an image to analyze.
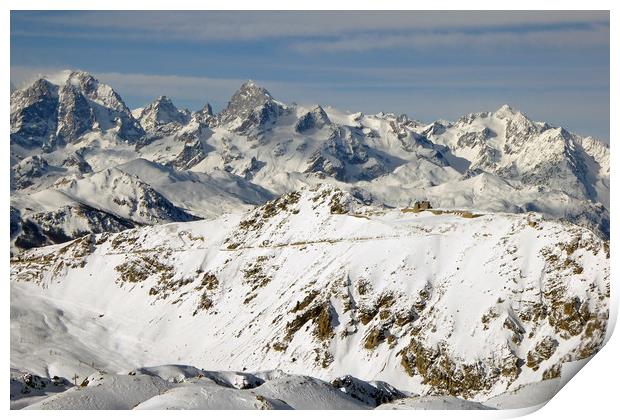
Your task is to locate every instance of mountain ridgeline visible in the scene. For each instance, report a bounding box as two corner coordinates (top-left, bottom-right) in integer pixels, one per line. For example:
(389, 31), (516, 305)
(10, 70), (610, 253)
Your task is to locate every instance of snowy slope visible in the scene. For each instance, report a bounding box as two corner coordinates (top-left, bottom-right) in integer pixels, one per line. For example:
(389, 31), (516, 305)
(10, 369), (72, 410)
(9, 165), (201, 253)
(18, 367), (373, 410)
(17, 363), (593, 410)
(115, 158), (274, 218)
(48, 167), (198, 224)
(19, 362), (592, 410)
(9, 155), (276, 252)
(376, 396), (491, 410)
(10, 185), (609, 406)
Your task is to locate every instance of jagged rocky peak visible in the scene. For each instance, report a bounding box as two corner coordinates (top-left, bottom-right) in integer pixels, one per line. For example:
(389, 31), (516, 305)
(454, 104), (524, 127)
(234, 79), (273, 103)
(63, 71), (122, 111)
(456, 104), (525, 125)
(455, 110), (492, 126)
(57, 70), (145, 142)
(391, 113), (423, 129)
(66, 71), (145, 142)
(144, 96), (190, 124)
(10, 79), (60, 149)
(137, 95), (191, 135)
(199, 102), (213, 116)
(496, 104), (541, 130)
(191, 102), (216, 127)
(218, 80), (283, 126)
(295, 105), (331, 133)
(453, 104), (543, 150)
(10, 69), (145, 147)
(10, 78), (58, 112)
(422, 120), (448, 137)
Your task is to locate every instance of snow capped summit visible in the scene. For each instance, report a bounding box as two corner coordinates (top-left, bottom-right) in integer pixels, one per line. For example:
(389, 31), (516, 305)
(190, 102), (216, 128)
(423, 104), (609, 224)
(10, 70), (144, 149)
(219, 80), (273, 120)
(295, 105), (331, 133)
(217, 80), (286, 131)
(10, 79), (60, 150)
(494, 103), (519, 118)
(61, 71), (145, 142)
(64, 71), (124, 111)
(136, 96), (191, 136)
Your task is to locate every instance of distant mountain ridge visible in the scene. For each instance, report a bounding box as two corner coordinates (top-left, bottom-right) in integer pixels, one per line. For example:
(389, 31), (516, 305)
(10, 70), (610, 253)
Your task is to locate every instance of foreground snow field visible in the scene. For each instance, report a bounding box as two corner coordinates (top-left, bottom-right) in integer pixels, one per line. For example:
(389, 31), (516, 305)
(10, 185), (609, 409)
(10, 363), (589, 410)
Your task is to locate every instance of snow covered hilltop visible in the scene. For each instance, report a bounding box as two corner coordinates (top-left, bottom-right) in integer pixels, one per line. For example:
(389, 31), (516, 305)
(10, 70), (610, 409)
(11, 186), (609, 409)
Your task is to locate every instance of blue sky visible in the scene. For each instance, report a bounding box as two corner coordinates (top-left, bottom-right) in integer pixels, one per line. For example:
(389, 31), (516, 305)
(10, 11), (610, 140)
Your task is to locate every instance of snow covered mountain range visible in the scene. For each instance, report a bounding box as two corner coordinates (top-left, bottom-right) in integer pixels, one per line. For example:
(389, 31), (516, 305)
(10, 70), (610, 409)
(10, 70), (609, 253)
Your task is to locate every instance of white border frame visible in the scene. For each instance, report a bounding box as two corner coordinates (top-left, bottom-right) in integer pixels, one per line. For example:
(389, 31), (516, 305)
(3, 2), (616, 419)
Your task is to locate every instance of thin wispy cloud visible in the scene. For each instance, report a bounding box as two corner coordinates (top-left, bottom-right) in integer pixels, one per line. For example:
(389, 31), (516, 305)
(290, 24), (609, 53)
(11, 63), (607, 103)
(10, 11), (610, 141)
(12, 11), (609, 44)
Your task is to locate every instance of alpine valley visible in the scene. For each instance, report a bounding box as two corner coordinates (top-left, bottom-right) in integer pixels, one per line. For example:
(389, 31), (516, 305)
(10, 70), (610, 410)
